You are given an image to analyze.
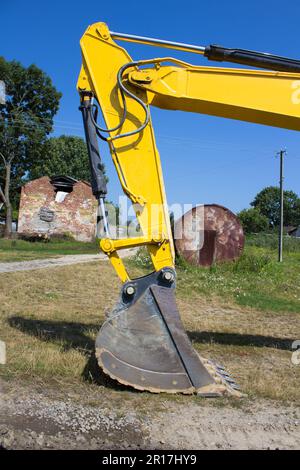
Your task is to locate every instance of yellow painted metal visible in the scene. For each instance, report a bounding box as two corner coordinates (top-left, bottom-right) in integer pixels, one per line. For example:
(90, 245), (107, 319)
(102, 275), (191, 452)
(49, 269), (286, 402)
(129, 65), (300, 131)
(77, 23), (175, 281)
(77, 22), (300, 282)
(99, 234), (169, 282)
(107, 252), (130, 283)
(100, 235), (166, 254)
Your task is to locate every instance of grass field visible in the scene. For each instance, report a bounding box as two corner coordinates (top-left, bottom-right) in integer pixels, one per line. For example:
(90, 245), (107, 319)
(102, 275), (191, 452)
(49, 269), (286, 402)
(0, 234), (299, 404)
(132, 235), (300, 314)
(0, 238), (99, 262)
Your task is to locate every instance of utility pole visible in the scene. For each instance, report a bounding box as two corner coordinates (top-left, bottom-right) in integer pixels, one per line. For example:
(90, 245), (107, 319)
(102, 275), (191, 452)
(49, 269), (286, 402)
(277, 150), (286, 262)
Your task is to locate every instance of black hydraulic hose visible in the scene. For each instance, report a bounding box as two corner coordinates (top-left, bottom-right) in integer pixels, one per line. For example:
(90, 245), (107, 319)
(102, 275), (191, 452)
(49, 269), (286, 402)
(79, 98), (107, 197)
(90, 83), (127, 135)
(113, 62), (150, 140)
(90, 61), (150, 142)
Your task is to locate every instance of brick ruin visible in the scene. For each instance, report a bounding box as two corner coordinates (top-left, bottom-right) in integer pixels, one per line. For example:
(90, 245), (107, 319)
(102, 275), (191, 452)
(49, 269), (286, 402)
(18, 176), (98, 242)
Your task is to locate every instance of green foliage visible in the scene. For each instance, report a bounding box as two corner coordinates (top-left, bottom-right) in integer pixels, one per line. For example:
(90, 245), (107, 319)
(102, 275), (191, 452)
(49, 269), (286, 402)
(247, 232), (300, 252)
(12, 208), (18, 220)
(0, 57), (61, 210)
(105, 200), (119, 226)
(176, 249), (273, 276)
(30, 135), (103, 182)
(237, 207), (269, 233)
(133, 245), (273, 277)
(251, 186), (300, 227)
(229, 252), (272, 273)
(131, 247), (152, 269)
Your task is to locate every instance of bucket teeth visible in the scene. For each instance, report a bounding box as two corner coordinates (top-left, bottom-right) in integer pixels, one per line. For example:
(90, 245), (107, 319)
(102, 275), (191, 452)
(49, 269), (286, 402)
(230, 384), (241, 391)
(199, 356), (242, 396)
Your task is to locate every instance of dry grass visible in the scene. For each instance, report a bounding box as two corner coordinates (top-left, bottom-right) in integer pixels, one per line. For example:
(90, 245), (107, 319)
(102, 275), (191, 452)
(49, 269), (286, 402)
(177, 294), (299, 401)
(0, 262), (118, 380)
(0, 261), (299, 404)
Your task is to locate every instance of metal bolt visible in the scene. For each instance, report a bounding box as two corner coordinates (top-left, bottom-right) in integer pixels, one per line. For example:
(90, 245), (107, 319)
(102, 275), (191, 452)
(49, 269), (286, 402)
(125, 285), (135, 296)
(163, 271), (174, 282)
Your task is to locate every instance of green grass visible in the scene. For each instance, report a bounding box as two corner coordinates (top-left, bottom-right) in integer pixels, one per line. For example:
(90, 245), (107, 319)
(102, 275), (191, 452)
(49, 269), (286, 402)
(130, 235), (300, 314)
(0, 238), (99, 262)
(247, 232), (300, 252)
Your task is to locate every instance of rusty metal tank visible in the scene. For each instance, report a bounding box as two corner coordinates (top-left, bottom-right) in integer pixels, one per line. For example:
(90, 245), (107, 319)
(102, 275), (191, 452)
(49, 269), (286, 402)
(174, 204), (244, 267)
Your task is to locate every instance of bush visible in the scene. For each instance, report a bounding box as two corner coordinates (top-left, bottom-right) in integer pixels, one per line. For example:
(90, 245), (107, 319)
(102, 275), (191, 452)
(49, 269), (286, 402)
(237, 208), (269, 234)
(231, 252), (272, 273)
(131, 248), (152, 269)
(247, 233), (300, 253)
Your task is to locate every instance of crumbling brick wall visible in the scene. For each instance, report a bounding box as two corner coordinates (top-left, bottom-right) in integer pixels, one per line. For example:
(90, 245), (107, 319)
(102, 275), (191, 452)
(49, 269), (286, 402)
(18, 176), (98, 242)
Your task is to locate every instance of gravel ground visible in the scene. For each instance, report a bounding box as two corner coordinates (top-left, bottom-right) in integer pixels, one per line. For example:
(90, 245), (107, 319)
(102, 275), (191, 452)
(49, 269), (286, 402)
(0, 249), (136, 273)
(0, 380), (149, 450)
(0, 379), (299, 450)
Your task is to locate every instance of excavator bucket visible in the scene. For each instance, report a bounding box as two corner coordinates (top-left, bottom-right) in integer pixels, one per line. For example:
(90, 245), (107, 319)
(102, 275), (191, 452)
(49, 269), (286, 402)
(96, 269), (241, 396)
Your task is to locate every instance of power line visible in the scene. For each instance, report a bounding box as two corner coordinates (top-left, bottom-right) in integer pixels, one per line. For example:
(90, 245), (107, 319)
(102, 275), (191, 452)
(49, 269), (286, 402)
(1, 117), (298, 157)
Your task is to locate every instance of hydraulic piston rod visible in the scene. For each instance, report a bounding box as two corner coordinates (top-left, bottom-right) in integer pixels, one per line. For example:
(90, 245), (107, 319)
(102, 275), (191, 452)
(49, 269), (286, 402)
(110, 31), (206, 54)
(110, 30), (300, 72)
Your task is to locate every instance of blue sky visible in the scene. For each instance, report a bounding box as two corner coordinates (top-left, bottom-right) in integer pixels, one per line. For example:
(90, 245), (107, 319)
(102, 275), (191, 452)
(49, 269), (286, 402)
(1, 0), (300, 212)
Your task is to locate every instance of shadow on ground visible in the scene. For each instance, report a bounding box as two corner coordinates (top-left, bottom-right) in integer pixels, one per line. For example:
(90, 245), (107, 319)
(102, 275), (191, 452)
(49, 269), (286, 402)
(7, 316), (294, 389)
(7, 316), (128, 391)
(188, 331), (294, 350)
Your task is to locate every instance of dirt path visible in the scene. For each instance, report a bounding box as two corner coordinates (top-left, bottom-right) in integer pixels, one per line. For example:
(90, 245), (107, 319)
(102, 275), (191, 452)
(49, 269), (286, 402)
(0, 249), (136, 274)
(149, 402), (300, 449)
(0, 379), (299, 449)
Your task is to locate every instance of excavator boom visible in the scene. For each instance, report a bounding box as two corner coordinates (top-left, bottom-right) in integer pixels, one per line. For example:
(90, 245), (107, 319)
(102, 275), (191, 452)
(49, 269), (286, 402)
(77, 22), (300, 396)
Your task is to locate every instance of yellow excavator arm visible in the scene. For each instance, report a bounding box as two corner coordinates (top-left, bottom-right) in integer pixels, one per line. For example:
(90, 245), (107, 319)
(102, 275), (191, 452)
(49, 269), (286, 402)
(77, 22), (300, 396)
(130, 63), (300, 130)
(78, 22), (300, 281)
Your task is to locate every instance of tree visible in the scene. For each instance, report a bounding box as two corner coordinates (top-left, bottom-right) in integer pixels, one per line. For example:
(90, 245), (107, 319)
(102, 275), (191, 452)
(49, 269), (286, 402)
(0, 57), (61, 236)
(237, 208), (269, 234)
(251, 186), (300, 227)
(30, 135), (96, 182)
